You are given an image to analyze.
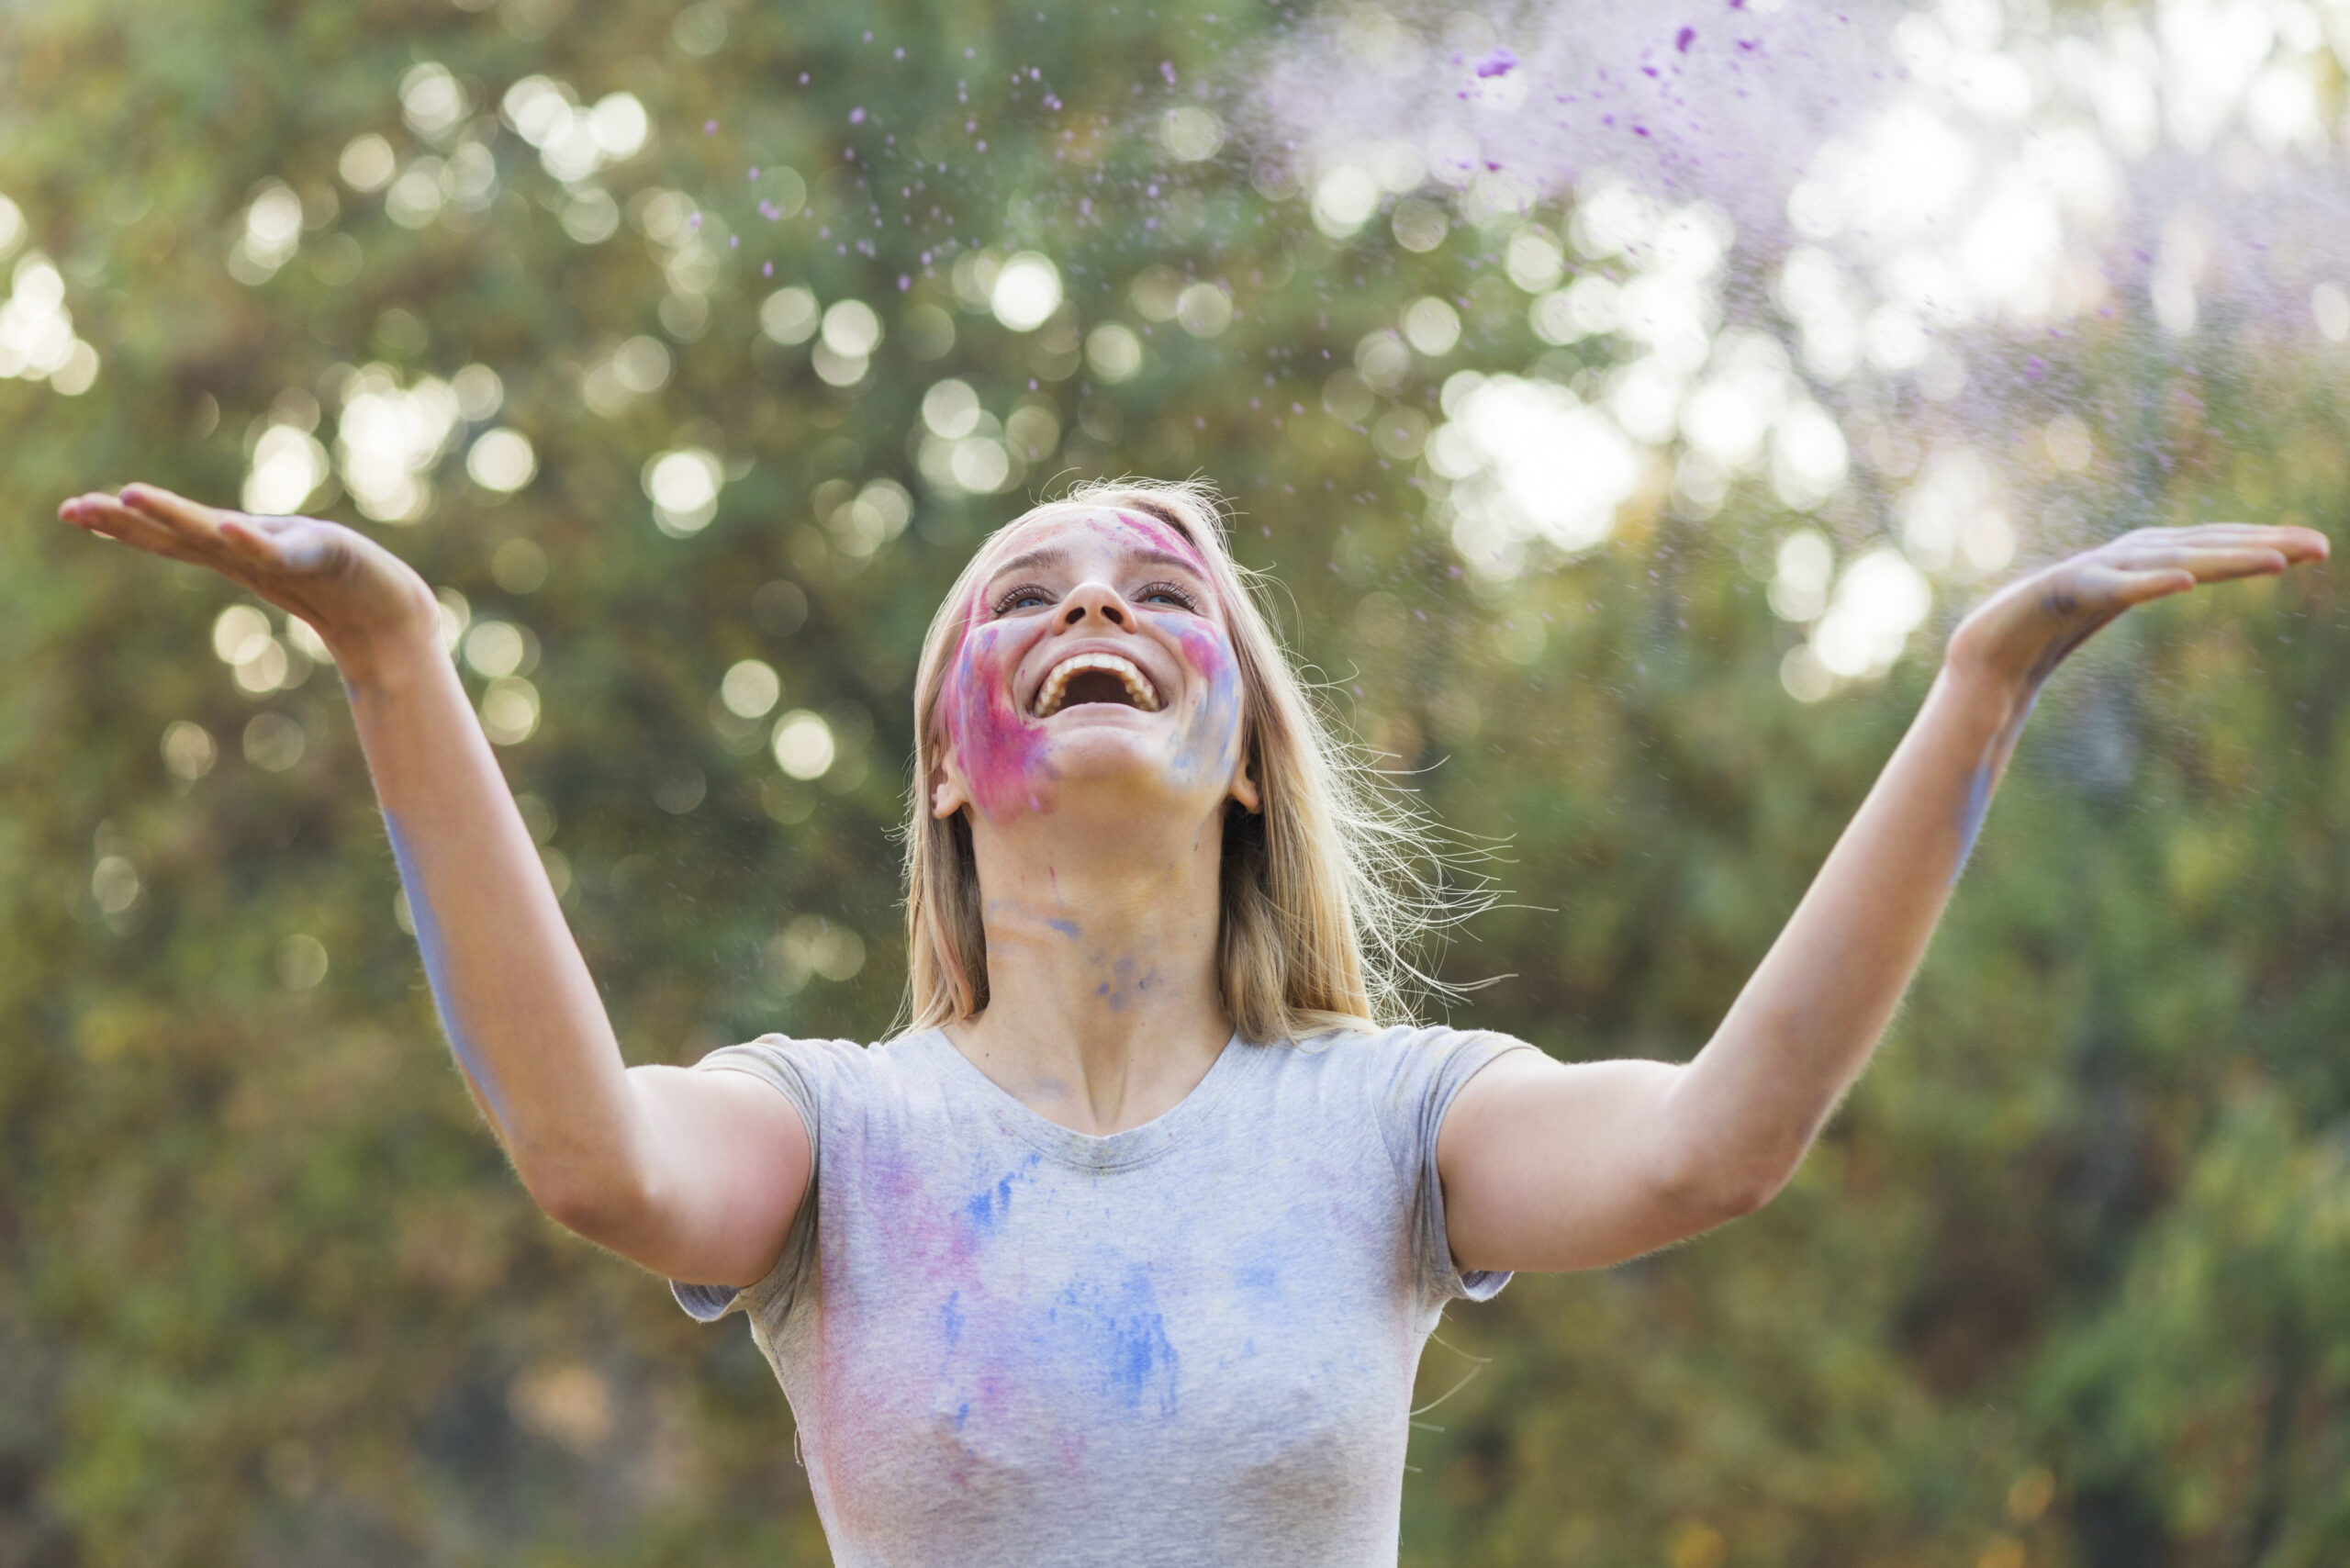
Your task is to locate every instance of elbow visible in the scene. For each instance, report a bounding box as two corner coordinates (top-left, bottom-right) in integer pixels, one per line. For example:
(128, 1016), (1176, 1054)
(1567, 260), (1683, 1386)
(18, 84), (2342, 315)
(1655, 1148), (1796, 1229)
(1707, 1166), (1790, 1221)
(526, 1160), (649, 1247)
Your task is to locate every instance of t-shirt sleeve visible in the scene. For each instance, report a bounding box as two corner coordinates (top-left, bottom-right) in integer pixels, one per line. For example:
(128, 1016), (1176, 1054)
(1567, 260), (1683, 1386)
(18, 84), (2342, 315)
(666, 1034), (841, 1325)
(1376, 1025), (1535, 1311)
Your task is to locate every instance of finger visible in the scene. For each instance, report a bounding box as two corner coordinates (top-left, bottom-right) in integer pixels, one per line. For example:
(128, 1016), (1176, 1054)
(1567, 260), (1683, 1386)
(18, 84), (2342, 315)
(60, 495), (213, 561)
(2124, 523), (2330, 561)
(117, 482), (228, 530)
(62, 496), (282, 600)
(118, 484), (252, 554)
(2183, 524), (2330, 561)
(2267, 526), (2331, 563)
(2108, 544), (2290, 584)
(216, 513), (280, 559)
(2103, 566), (2198, 608)
(227, 510), (348, 575)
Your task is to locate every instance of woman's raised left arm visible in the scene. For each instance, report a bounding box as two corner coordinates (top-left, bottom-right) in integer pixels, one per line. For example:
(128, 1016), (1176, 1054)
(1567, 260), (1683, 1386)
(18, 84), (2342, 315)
(1438, 522), (2329, 1275)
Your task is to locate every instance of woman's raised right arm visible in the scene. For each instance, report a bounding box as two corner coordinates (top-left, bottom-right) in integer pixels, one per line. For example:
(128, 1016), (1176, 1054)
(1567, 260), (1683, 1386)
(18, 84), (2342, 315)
(60, 484), (807, 1289)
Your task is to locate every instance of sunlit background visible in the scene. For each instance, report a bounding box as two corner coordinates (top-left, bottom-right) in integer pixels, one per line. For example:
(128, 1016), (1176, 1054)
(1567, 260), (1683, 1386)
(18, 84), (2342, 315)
(6, 0), (2350, 1562)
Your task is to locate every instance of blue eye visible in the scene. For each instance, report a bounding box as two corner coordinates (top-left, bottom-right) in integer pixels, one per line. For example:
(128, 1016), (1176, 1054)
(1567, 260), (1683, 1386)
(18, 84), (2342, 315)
(1136, 581), (1199, 610)
(993, 583), (1053, 614)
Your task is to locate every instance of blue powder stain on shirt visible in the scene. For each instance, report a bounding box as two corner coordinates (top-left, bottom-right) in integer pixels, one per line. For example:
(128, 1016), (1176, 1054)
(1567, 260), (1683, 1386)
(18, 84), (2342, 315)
(1233, 1261), (1283, 1303)
(964, 1152), (1042, 1236)
(1056, 1267), (1181, 1416)
(383, 811), (512, 1133)
(942, 1290), (965, 1349)
(1107, 1313), (1177, 1411)
(967, 1175), (1016, 1232)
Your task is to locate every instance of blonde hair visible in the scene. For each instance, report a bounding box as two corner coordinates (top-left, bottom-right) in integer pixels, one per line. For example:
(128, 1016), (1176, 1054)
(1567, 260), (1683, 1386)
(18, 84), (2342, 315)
(901, 476), (1467, 1044)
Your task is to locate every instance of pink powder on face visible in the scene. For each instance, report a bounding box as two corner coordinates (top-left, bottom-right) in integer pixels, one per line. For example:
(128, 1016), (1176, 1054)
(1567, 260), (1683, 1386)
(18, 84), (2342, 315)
(940, 510), (1243, 818)
(943, 584), (1056, 821)
(1158, 615), (1246, 791)
(1109, 510), (1213, 576)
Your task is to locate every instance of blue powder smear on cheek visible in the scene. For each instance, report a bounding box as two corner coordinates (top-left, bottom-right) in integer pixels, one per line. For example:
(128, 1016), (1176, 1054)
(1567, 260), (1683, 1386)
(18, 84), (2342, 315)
(382, 811), (514, 1135)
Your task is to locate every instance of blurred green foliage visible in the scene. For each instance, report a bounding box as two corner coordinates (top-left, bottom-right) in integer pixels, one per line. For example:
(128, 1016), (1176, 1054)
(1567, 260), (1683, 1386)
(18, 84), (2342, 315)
(3, 1), (2348, 1565)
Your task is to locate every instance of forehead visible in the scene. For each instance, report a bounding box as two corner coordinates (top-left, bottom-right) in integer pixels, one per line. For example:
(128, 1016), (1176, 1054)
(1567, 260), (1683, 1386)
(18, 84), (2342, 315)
(976, 506), (1213, 578)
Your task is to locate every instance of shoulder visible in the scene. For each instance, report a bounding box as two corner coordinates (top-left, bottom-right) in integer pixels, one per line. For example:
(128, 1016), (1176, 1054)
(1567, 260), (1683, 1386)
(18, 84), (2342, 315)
(692, 1031), (868, 1081)
(1285, 1022), (1529, 1075)
(1261, 1022), (1533, 1122)
(688, 1029), (947, 1114)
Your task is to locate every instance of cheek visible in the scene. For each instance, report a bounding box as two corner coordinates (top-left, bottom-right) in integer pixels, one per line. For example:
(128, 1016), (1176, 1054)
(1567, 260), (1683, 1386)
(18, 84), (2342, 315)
(946, 624), (1017, 744)
(945, 621), (1053, 810)
(1170, 623), (1245, 758)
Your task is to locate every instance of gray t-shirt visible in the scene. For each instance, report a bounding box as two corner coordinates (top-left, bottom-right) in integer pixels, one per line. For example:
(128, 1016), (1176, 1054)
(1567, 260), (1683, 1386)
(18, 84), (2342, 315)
(671, 1024), (1528, 1568)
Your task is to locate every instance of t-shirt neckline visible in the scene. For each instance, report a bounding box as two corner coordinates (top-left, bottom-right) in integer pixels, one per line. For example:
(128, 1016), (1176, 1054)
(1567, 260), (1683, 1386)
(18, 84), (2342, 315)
(912, 1025), (1249, 1171)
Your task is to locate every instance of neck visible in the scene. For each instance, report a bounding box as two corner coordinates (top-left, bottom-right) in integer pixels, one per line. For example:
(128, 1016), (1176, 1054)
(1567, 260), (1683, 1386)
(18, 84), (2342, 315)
(948, 801), (1233, 1136)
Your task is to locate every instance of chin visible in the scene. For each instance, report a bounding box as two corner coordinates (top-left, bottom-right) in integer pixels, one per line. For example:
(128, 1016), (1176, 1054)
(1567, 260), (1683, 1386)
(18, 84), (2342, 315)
(1039, 723), (1178, 788)
(1033, 722), (1219, 812)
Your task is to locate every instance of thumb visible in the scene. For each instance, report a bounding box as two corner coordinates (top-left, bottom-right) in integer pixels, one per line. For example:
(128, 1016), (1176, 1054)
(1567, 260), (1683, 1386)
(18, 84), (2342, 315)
(2108, 566), (2197, 608)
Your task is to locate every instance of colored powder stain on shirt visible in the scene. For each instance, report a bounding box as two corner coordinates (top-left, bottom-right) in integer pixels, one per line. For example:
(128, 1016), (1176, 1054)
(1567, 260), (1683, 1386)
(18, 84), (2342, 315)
(966, 1181), (1011, 1232)
(1054, 1267), (1181, 1415)
(671, 1025), (1528, 1567)
(965, 1157), (1037, 1236)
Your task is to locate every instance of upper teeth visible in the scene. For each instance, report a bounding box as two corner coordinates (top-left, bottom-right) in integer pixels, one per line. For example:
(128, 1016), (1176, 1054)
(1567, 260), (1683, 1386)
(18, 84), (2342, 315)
(1034, 652), (1160, 717)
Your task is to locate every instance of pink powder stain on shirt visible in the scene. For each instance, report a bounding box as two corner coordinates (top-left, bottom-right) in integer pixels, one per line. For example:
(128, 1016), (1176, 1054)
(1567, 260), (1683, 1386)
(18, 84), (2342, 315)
(816, 1147), (1018, 1498)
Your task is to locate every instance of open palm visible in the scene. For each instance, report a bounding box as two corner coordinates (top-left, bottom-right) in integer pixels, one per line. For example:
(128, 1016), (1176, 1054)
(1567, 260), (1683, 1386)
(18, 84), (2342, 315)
(58, 485), (439, 663)
(1948, 521), (2331, 693)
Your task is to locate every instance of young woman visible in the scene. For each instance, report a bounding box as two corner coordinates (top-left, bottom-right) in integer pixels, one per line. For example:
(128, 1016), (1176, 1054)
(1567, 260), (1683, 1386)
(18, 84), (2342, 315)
(59, 476), (2322, 1565)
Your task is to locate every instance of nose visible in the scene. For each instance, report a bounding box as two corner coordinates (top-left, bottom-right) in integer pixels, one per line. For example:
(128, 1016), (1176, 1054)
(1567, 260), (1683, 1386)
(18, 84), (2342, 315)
(1058, 581), (1128, 629)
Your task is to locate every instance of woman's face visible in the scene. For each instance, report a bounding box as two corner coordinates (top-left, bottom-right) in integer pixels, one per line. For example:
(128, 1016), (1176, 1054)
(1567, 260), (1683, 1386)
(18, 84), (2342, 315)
(934, 507), (1257, 824)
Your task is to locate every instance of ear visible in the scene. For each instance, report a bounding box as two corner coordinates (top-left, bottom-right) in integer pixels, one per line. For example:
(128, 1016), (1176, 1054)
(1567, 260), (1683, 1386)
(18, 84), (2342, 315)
(930, 741), (971, 821)
(1227, 747), (1261, 814)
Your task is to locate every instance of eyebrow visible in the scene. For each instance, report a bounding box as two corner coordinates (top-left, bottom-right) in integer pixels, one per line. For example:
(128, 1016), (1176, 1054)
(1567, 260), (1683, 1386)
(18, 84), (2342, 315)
(983, 546), (1210, 583)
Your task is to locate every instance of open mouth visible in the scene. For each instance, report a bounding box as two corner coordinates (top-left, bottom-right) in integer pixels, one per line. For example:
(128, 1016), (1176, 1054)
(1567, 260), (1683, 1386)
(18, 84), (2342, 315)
(1033, 652), (1162, 718)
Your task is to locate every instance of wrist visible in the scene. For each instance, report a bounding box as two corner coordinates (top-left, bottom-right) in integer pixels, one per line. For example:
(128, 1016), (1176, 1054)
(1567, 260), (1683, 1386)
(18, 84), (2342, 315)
(328, 606), (448, 695)
(1930, 655), (2039, 753)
